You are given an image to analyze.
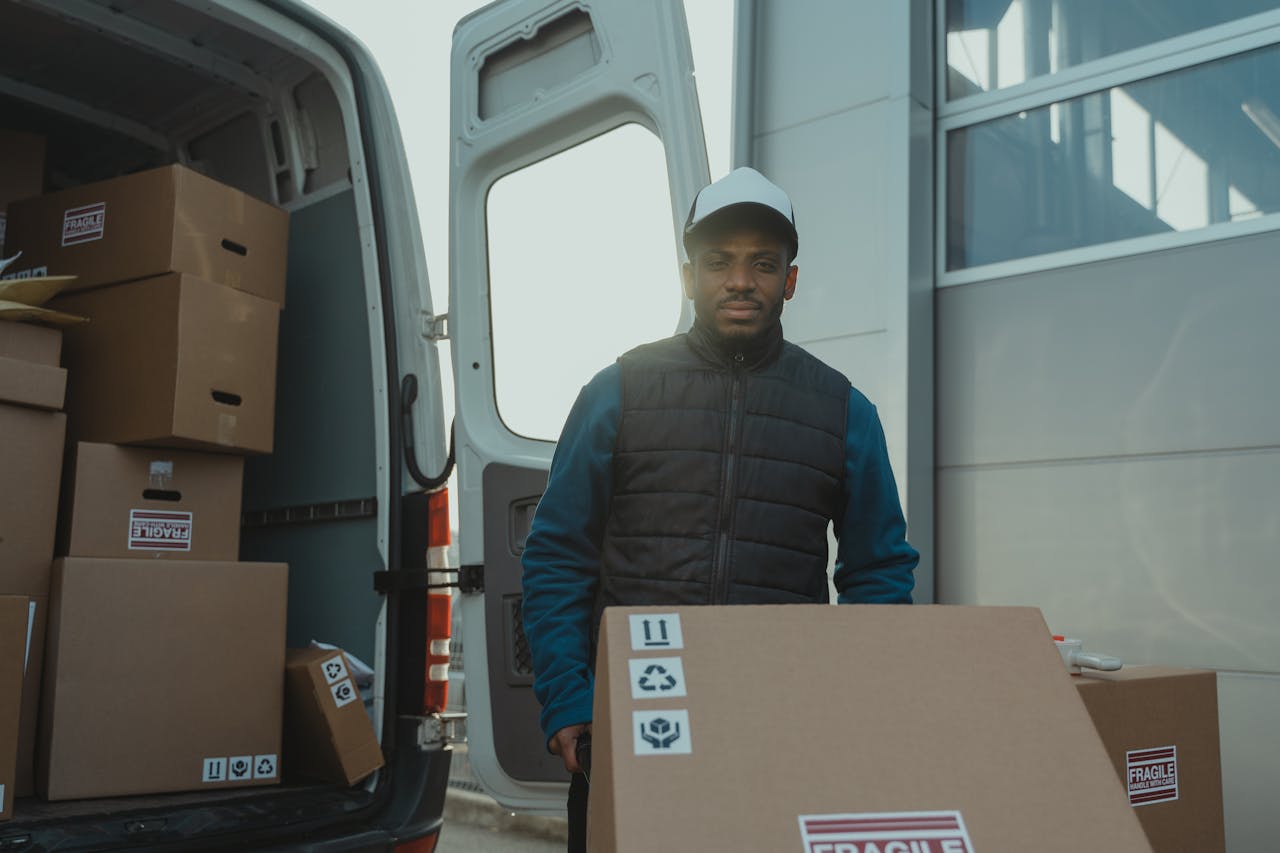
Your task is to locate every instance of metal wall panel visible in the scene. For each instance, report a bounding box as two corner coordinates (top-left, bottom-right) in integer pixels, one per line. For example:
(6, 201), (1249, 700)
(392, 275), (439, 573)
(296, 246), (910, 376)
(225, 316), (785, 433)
(937, 231), (1280, 468)
(1218, 673), (1280, 851)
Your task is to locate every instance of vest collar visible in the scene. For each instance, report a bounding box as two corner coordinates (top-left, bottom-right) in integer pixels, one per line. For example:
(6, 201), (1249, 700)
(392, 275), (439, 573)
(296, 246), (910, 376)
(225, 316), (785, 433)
(686, 320), (784, 370)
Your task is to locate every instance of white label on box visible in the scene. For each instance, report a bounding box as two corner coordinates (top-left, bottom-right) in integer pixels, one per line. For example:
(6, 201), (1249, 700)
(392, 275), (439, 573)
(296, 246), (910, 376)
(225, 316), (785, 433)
(321, 654), (349, 684)
(0, 265), (48, 281)
(61, 201), (106, 246)
(629, 613), (683, 651)
(228, 755), (253, 781)
(1127, 745), (1178, 807)
(202, 757), (228, 783)
(0, 782), (4, 813)
(128, 509), (193, 552)
(628, 657), (687, 699)
(25, 600), (35, 672)
(632, 709), (692, 756)
(798, 811), (975, 853)
(253, 754), (278, 779)
(330, 678), (358, 708)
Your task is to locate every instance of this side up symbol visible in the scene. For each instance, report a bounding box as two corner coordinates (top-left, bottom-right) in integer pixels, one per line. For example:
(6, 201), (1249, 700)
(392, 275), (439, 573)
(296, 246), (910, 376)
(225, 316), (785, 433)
(637, 664), (678, 692)
(639, 716), (682, 749)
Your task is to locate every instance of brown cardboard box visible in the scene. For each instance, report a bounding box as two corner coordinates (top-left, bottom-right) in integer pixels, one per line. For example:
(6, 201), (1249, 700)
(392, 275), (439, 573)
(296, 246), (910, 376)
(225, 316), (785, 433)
(0, 595), (30, 821)
(53, 273), (279, 453)
(0, 130), (45, 255)
(0, 404), (65, 597)
(1075, 667), (1225, 853)
(588, 605), (1153, 853)
(3, 164), (287, 303)
(0, 322), (65, 410)
(13, 596), (46, 798)
(283, 648), (384, 786)
(38, 558), (287, 800)
(59, 442), (244, 560)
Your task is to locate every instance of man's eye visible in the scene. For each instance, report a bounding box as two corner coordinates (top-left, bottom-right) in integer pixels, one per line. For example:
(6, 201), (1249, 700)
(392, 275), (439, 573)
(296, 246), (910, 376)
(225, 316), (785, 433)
(755, 262), (776, 273)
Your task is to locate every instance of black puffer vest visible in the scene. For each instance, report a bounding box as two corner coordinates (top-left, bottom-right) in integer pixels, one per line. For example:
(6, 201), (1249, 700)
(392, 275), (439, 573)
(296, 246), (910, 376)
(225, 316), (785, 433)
(598, 322), (849, 612)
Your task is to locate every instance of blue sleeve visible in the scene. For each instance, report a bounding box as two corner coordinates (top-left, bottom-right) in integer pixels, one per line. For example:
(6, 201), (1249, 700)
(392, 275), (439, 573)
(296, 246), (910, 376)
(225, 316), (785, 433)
(520, 363), (621, 745)
(833, 389), (918, 604)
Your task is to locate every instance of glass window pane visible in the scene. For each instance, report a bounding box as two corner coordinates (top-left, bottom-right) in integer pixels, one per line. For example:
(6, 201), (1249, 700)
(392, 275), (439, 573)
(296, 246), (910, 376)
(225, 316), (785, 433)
(947, 45), (1280, 270)
(486, 124), (682, 441)
(946, 0), (1280, 100)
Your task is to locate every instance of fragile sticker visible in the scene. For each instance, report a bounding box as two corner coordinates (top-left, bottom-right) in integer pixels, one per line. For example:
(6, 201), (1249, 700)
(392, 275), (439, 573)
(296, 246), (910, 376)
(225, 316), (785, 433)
(202, 757), (227, 783)
(128, 509), (192, 551)
(628, 657), (687, 699)
(629, 613), (683, 651)
(799, 811), (975, 853)
(633, 709), (692, 756)
(62, 202), (106, 246)
(330, 678), (358, 708)
(253, 754), (278, 779)
(321, 654), (349, 685)
(1127, 745), (1178, 806)
(228, 755), (253, 781)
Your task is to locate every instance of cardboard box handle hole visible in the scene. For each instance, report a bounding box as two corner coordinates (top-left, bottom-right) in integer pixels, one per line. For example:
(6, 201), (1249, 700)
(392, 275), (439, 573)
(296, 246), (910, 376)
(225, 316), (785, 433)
(142, 488), (182, 502)
(211, 389), (243, 406)
(220, 238), (248, 256)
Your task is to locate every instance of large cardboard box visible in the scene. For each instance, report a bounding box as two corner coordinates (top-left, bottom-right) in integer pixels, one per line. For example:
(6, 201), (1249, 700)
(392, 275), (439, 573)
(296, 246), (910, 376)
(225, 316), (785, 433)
(0, 595), (30, 821)
(59, 442), (244, 560)
(1075, 667), (1225, 853)
(283, 648), (384, 786)
(0, 322), (65, 410)
(0, 130), (45, 255)
(0, 404), (65, 597)
(53, 273), (279, 453)
(3, 164), (287, 303)
(13, 596), (46, 799)
(38, 558), (288, 800)
(588, 605), (1153, 853)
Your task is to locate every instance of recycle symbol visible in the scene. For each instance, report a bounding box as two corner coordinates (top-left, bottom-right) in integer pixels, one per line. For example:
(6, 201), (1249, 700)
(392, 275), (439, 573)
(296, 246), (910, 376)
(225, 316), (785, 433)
(637, 664), (678, 692)
(639, 716), (681, 749)
(257, 758), (274, 775)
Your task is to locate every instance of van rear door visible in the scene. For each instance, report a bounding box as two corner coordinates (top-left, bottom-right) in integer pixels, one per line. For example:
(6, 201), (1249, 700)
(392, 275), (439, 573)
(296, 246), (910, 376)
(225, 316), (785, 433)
(449, 0), (708, 811)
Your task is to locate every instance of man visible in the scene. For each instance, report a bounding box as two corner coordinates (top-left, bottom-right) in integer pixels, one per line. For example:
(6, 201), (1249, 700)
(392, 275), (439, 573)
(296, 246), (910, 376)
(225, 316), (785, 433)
(521, 167), (918, 851)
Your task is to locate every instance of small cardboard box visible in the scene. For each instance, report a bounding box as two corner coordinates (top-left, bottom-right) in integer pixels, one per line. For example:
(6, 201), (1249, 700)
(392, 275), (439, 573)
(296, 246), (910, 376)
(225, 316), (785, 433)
(283, 648), (384, 786)
(0, 595), (30, 821)
(53, 273), (279, 453)
(0, 403), (66, 597)
(0, 322), (65, 410)
(3, 164), (287, 303)
(13, 596), (45, 799)
(38, 558), (288, 800)
(59, 442), (244, 560)
(0, 130), (45, 255)
(588, 605), (1153, 853)
(1075, 667), (1225, 853)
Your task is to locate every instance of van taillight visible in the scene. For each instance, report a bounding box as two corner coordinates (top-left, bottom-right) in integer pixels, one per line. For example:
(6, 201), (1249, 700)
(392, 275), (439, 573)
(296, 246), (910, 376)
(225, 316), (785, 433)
(425, 488), (452, 714)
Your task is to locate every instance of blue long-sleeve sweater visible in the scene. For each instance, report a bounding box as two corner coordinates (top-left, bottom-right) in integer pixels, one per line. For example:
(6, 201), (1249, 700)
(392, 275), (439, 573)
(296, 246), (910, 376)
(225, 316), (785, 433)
(520, 362), (918, 744)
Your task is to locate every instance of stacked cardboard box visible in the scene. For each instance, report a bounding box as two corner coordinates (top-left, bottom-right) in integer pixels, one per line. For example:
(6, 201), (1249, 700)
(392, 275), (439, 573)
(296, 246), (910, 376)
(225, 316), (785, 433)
(3, 164), (292, 802)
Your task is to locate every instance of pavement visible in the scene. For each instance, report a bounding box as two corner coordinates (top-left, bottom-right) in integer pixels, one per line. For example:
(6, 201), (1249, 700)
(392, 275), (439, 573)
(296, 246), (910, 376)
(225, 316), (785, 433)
(443, 787), (568, 845)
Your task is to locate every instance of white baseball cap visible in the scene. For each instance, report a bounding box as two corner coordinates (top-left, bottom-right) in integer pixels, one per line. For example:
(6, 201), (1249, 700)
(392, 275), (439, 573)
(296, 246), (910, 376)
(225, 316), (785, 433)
(683, 167), (798, 259)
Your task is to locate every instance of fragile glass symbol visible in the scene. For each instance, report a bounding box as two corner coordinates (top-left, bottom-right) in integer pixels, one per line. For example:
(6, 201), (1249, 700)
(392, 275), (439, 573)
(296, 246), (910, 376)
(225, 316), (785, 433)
(637, 664), (678, 692)
(639, 716), (682, 749)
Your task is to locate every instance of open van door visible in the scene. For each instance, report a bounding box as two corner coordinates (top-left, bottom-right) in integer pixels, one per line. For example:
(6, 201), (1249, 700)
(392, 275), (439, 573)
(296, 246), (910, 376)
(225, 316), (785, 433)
(449, 0), (708, 811)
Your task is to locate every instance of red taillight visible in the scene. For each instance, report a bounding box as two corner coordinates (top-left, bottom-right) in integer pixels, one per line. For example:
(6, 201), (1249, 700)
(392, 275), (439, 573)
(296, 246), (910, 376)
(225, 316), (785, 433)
(394, 831), (439, 853)
(425, 488), (452, 714)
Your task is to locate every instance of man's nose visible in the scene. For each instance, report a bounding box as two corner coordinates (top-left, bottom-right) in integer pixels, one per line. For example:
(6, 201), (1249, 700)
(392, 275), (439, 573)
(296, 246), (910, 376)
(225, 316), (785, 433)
(724, 261), (754, 291)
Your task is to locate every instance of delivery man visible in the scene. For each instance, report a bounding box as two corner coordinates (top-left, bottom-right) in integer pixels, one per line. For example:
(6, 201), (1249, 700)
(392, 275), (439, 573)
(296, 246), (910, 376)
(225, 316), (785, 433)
(521, 167), (919, 851)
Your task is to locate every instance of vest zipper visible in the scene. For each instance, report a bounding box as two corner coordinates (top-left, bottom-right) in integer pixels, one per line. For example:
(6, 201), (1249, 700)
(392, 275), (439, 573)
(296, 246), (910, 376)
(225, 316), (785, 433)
(710, 353), (747, 604)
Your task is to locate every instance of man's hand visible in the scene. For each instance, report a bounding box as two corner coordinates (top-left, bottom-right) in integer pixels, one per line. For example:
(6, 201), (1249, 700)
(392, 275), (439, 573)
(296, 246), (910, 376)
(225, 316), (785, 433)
(549, 722), (592, 775)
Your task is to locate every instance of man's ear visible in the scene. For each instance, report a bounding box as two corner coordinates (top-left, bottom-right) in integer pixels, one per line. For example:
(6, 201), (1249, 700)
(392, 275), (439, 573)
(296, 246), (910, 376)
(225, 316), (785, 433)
(783, 265), (798, 301)
(681, 262), (695, 299)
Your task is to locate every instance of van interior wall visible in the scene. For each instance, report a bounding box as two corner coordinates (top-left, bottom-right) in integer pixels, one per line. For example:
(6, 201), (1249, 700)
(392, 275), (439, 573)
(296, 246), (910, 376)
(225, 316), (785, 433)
(0, 0), (381, 663)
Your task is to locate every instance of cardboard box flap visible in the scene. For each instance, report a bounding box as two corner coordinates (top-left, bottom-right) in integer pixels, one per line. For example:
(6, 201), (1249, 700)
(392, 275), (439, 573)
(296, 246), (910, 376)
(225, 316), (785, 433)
(589, 605), (1154, 853)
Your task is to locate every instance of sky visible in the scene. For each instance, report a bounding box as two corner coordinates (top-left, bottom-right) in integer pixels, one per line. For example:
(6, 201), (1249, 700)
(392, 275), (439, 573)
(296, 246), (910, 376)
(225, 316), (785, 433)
(302, 0), (734, 439)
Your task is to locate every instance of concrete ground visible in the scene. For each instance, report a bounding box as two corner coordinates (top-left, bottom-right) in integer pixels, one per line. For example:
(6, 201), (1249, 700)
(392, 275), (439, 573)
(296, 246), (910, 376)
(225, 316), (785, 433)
(439, 788), (567, 852)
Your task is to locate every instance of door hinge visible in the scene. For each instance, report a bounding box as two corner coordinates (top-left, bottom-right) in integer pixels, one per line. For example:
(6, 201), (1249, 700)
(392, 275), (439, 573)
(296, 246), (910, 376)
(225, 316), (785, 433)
(417, 711), (467, 749)
(421, 311), (449, 341)
(458, 564), (484, 594)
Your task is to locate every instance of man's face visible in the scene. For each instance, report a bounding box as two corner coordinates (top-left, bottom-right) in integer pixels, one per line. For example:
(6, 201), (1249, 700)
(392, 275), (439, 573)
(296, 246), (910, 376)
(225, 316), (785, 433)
(682, 227), (798, 345)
